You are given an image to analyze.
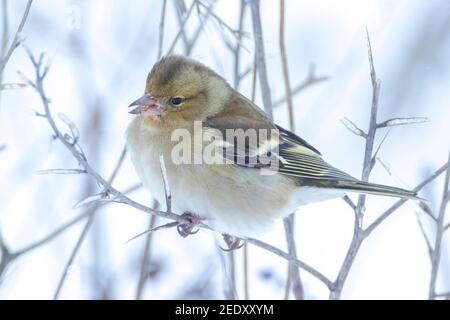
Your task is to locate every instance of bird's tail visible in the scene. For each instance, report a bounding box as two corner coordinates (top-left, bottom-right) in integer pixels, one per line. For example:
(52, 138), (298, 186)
(335, 180), (418, 199)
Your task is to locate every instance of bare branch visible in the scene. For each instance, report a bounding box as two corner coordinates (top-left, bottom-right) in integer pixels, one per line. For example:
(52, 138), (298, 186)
(0, 82), (27, 90)
(157, 0), (167, 60)
(36, 169), (87, 175)
(415, 213), (433, 261)
(243, 243), (249, 300)
(429, 151), (450, 299)
(135, 215), (158, 299)
(72, 192), (110, 209)
(128, 221), (178, 245)
(159, 155), (172, 213)
(279, 0), (303, 300)
(365, 160), (450, 236)
(377, 117), (429, 129)
(248, 0), (273, 118)
(197, 1), (244, 40)
(279, 0), (294, 133)
(444, 222), (450, 232)
(330, 30), (381, 300)
(273, 68), (328, 108)
(340, 117), (367, 138)
(167, 0), (198, 55)
(341, 195), (356, 211)
(0, 0), (33, 73)
(245, 237), (334, 290)
(53, 214), (94, 300)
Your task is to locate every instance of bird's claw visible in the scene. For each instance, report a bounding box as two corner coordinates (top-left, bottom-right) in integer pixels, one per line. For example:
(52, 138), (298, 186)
(221, 233), (244, 251)
(177, 212), (204, 238)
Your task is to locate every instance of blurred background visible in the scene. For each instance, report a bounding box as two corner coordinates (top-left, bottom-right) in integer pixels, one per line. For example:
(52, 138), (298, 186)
(0, 0), (449, 299)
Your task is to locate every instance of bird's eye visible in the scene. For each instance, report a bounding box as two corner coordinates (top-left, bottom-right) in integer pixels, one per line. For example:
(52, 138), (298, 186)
(170, 97), (183, 106)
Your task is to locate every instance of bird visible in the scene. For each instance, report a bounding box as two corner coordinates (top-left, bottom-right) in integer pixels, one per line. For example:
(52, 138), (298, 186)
(126, 55), (416, 238)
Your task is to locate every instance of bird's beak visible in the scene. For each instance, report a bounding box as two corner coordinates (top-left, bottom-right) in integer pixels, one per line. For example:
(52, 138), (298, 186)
(128, 93), (165, 116)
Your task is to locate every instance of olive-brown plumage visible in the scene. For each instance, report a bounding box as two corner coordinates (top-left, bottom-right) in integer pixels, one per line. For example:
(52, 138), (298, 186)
(126, 55), (416, 236)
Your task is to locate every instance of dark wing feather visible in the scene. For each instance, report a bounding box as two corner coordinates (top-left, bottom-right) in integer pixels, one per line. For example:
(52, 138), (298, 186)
(205, 91), (356, 181)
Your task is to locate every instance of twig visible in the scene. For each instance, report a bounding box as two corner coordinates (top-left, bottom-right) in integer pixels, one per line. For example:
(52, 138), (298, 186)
(232, 0), (246, 90)
(273, 71), (328, 108)
(415, 212), (433, 261)
(429, 152), (450, 299)
(167, 0), (198, 55)
(245, 237), (334, 289)
(135, 211), (157, 299)
(444, 222), (450, 232)
(0, 0), (32, 73)
(36, 169), (87, 175)
(250, 51), (257, 102)
(197, 0), (243, 42)
(283, 215), (304, 299)
(243, 243), (249, 300)
(157, 0), (167, 60)
(330, 30), (381, 300)
(127, 220), (178, 244)
(53, 214), (94, 299)
(376, 117), (429, 129)
(279, 0), (303, 300)
(248, 0), (273, 118)
(159, 155), (172, 213)
(279, 0), (294, 131)
(365, 161), (450, 236)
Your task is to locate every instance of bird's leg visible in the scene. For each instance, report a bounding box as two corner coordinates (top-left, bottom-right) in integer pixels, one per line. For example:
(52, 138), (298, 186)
(221, 233), (244, 251)
(177, 212), (204, 238)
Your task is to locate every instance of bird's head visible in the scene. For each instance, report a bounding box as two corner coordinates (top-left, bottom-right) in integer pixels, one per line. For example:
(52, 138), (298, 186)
(128, 55), (231, 129)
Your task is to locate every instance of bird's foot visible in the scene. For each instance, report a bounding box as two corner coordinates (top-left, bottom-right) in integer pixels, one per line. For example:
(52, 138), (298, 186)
(177, 212), (204, 238)
(221, 233), (244, 251)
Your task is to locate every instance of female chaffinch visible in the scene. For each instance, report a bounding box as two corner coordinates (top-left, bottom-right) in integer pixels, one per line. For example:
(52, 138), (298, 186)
(126, 55), (416, 236)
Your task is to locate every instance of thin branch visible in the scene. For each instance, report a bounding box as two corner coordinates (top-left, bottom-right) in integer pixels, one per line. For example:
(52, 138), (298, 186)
(157, 0), (167, 60)
(376, 117), (429, 129)
(197, 1), (243, 40)
(330, 29), (381, 300)
(279, 0), (294, 131)
(127, 221), (179, 245)
(444, 222), (450, 232)
(283, 215), (304, 300)
(243, 243), (249, 300)
(248, 0), (273, 118)
(36, 169), (87, 175)
(365, 161), (450, 236)
(415, 213), (433, 261)
(340, 117), (367, 138)
(0, 0), (32, 73)
(245, 237), (334, 290)
(279, 0), (303, 300)
(53, 214), (94, 299)
(232, 0), (246, 90)
(159, 155), (172, 213)
(273, 70), (328, 108)
(135, 214), (157, 299)
(167, 0), (198, 55)
(429, 151), (450, 299)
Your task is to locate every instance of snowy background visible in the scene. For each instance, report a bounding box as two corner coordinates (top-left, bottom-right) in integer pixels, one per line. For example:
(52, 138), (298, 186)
(0, 0), (449, 299)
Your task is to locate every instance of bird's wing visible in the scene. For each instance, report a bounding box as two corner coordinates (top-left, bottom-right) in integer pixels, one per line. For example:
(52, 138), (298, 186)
(204, 92), (357, 181)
